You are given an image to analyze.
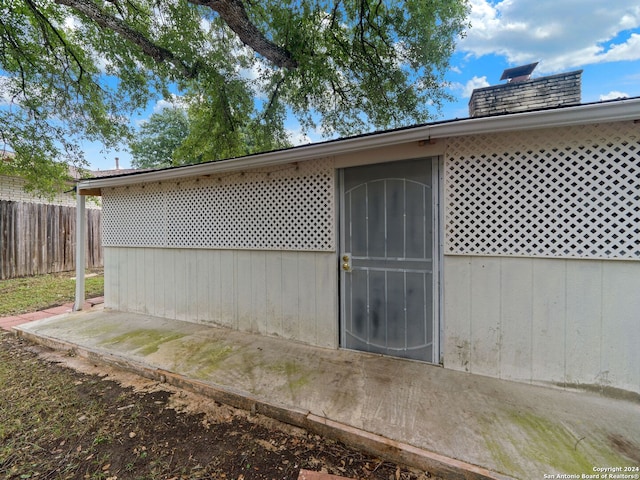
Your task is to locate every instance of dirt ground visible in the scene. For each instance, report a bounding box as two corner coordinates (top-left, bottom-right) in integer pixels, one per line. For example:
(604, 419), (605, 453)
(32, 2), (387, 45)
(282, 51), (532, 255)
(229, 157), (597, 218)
(0, 332), (439, 480)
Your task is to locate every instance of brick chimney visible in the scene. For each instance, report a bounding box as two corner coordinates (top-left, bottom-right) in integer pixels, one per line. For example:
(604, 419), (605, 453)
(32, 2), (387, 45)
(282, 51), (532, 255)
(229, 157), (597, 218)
(469, 64), (582, 118)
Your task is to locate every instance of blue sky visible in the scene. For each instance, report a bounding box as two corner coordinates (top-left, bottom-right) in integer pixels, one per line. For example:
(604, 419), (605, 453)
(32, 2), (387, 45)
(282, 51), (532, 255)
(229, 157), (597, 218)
(83, 0), (640, 171)
(439, 0), (640, 120)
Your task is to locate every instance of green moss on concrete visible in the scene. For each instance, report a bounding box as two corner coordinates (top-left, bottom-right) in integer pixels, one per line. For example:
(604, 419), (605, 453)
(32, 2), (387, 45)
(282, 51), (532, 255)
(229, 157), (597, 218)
(267, 361), (311, 394)
(77, 322), (120, 338)
(481, 409), (630, 477)
(483, 435), (524, 478)
(187, 342), (235, 379)
(506, 410), (596, 473)
(100, 328), (187, 356)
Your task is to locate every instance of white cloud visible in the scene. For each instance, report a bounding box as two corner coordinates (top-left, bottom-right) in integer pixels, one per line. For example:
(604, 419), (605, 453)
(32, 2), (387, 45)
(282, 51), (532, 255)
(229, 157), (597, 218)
(287, 128), (313, 146)
(459, 0), (640, 73)
(64, 16), (78, 31)
(601, 33), (640, 62)
(153, 99), (173, 113)
(238, 63), (261, 82)
(285, 122), (326, 146)
(152, 95), (187, 113)
(599, 91), (629, 100)
(465, 76), (490, 97)
(451, 76), (490, 98)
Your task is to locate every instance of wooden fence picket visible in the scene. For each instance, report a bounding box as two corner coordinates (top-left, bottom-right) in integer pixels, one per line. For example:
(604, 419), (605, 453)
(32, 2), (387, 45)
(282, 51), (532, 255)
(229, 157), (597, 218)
(0, 200), (102, 280)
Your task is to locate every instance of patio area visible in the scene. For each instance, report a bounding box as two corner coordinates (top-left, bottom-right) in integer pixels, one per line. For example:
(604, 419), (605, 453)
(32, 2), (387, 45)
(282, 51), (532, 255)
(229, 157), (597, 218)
(12, 308), (640, 480)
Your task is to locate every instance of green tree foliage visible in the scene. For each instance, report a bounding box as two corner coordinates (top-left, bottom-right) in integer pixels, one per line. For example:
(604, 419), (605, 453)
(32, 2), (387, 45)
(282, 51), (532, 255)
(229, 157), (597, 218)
(0, 0), (469, 195)
(129, 107), (192, 169)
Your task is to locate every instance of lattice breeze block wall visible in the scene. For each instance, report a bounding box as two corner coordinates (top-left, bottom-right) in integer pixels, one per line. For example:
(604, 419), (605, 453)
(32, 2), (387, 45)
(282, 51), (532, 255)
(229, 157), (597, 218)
(102, 159), (335, 251)
(445, 122), (640, 259)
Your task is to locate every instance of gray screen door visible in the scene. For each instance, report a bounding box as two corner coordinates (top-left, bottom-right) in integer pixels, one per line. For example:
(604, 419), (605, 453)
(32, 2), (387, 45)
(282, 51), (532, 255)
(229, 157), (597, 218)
(340, 158), (437, 362)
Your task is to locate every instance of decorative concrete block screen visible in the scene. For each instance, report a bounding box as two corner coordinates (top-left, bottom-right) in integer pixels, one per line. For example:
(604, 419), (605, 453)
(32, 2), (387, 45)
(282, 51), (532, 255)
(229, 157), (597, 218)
(445, 121), (640, 260)
(102, 158), (335, 251)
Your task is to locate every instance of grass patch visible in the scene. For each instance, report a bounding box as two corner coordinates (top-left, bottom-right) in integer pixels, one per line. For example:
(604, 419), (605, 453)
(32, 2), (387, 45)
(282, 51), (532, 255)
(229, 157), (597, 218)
(0, 334), (123, 480)
(0, 269), (104, 316)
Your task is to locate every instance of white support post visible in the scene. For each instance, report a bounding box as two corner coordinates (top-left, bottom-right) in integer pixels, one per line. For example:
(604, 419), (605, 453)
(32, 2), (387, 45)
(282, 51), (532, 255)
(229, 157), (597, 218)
(74, 193), (86, 311)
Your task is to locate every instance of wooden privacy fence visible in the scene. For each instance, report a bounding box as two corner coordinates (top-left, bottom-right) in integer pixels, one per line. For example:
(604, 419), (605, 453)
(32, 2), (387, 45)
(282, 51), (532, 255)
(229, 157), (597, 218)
(0, 200), (102, 280)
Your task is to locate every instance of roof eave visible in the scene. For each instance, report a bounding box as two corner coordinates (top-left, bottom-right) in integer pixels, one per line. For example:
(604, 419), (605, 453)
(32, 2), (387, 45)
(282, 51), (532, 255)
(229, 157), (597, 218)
(77, 97), (640, 194)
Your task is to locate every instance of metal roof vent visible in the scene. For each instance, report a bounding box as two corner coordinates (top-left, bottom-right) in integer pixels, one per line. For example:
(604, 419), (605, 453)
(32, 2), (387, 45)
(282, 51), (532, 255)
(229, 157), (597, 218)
(500, 62), (538, 83)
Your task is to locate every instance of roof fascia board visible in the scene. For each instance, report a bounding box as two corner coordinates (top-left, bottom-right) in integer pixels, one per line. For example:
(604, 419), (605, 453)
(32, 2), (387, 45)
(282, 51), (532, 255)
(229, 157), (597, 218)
(78, 98), (640, 193)
(433, 97), (640, 137)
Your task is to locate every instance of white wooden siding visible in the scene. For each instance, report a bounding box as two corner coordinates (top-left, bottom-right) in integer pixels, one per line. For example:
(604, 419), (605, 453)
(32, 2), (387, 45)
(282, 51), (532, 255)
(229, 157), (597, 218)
(443, 255), (640, 394)
(104, 247), (338, 348)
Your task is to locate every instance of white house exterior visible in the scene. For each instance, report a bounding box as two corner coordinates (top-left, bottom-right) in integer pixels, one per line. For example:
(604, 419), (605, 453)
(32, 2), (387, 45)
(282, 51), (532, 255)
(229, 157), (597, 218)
(75, 97), (640, 396)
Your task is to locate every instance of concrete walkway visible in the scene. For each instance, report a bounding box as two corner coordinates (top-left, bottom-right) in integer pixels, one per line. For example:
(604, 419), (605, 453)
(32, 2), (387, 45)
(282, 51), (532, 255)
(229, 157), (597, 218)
(11, 309), (640, 480)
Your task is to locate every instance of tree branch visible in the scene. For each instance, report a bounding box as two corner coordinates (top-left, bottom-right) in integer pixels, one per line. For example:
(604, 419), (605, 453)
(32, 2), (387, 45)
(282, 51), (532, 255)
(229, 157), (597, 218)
(56, 0), (296, 75)
(263, 74), (285, 120)
(55, 0), (199, 78)
(190, 0), (297, 69)
(25, 0), (88, 86)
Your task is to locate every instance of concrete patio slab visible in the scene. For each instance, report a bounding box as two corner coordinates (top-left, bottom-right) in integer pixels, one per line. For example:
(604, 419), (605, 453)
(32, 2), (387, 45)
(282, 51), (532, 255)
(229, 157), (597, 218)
(13, 309), (640, 480)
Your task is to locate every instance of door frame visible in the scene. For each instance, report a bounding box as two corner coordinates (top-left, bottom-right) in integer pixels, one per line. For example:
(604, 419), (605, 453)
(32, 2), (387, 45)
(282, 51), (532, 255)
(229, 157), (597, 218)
(337, 156), (443, 364)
